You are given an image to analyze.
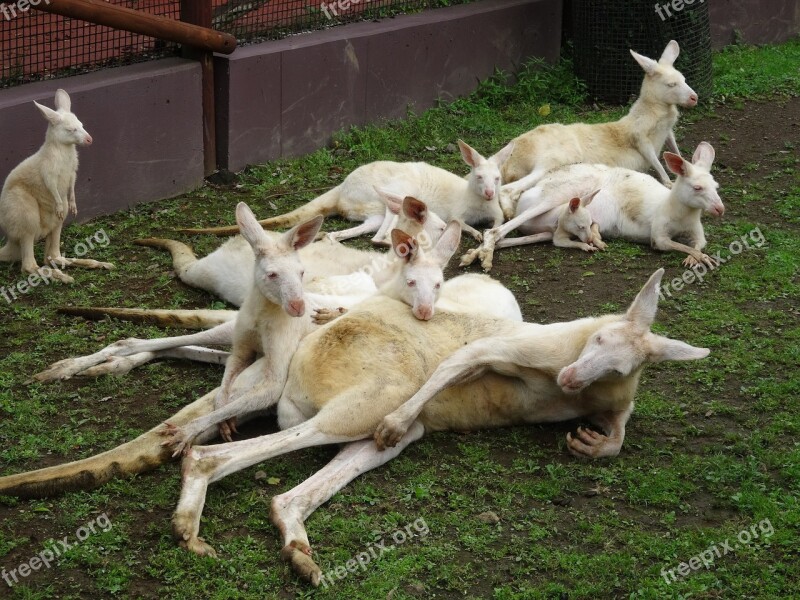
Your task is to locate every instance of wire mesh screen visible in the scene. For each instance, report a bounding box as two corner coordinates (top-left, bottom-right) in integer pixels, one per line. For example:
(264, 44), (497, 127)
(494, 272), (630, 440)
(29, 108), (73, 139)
(572, 0), (713, 103)
(1, 0), (470, 88)
(1, 1), (180, 88)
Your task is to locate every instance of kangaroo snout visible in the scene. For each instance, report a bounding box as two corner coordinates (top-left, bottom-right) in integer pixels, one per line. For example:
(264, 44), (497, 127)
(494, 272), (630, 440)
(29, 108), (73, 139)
(557, 366), (583, 393)
(413, 304), (434, 321)
(484, 189), (495, 200)
(83, 134), (93, 145)
(685, 94), (698, 108)
(708, 200), (725, 217)
(287, 299), (305, 317)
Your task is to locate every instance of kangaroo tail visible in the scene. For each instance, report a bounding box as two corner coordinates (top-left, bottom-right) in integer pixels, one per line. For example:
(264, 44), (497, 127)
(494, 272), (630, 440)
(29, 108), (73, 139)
(57, 307), (237, 329)
(176, 187), (342, 236)
(0, 393), (214, 498)
(134, 238), (197, 277)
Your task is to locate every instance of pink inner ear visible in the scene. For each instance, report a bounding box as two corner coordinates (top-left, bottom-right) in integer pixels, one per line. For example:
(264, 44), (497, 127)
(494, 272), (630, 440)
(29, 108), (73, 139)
(663, 152), (686, 177)
(568, 197), (580, 213)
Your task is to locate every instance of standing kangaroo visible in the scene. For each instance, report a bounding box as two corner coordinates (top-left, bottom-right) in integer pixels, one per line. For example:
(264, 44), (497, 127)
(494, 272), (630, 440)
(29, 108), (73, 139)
(466, 142), (723, 271)
(0, 89), (113, 283)
(178, 140), (514, 241)
(499, 41), (698, 218)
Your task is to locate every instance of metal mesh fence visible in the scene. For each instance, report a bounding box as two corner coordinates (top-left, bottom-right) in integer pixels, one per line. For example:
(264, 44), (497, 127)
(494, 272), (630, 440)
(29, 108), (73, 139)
(572, 0), (713, 103)
(0, 0), (469, 88)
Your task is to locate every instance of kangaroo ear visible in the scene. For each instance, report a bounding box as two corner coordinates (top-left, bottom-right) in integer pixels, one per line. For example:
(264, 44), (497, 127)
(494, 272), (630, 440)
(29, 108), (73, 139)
(391, 229), (417, 261)
(431, 220), (462, 267)
(663, 152), (688, 177)
(236, 202), (270, 250)
(374, 186), (403, 214)
(649, 335), (710, 362)
(54, 89), (71, 112)
(489, 140), (514, 167)
(34, 101), (61, 124)
(659, 40), (680, 66)
(402, 197), (427, 225)
(458, 139), (484, 168)
(691, 142), (715, 170)
(630, 49), (658, 75)
(286, 215), (324, 251)
(568, 197), (581, 213)
(625, 268), (664, 328)
(581, 189), (601, 206)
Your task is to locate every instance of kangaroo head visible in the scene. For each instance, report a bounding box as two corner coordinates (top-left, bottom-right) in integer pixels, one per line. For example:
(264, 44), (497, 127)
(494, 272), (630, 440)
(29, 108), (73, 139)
(387, 220), (461, 321)
(664, 142), (724, 216)
(35, 89), (93, 147)
(631, 41), (698, 108)
(459, 139), (514, 201)
(557, 269), (709, 393)
(558, 190), (600, 244)
(373, 187), (448, 245)
(235, 202), (322, 317)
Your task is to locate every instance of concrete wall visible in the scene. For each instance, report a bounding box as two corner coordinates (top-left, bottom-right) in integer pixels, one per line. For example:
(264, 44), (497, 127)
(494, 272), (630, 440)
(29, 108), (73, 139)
(0, 59), (204, 222)
(215, 0), (563, 171)
(708, 0), (800, 48)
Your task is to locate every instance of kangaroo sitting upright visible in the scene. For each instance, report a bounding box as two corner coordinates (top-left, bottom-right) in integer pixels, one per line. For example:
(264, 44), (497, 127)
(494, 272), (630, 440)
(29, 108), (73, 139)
(499, 40), (698, 219)
(0, 89), (113, 283)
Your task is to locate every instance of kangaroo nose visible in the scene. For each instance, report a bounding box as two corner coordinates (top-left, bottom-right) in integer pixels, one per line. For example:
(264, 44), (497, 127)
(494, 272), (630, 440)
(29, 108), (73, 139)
(84, 134), (93, 145)
(688, 94), (698, 106)
(414, 304), (433, 321)
(287, 299), (305, 317)
(485, 189), (494, 200)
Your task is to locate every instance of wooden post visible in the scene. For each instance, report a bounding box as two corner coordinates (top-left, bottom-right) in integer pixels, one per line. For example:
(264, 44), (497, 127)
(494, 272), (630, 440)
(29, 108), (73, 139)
(181, 0), (218, 175)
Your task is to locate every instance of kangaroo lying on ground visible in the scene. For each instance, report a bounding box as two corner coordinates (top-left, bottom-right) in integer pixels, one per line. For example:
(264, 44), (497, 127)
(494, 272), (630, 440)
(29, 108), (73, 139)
(178, 140), (514, 241)
(499, 40), (698, 219)
(460, 190), (603, 268)
(0, 89), (113, 283)
(466, 142), (724, 271)
(32, 197), (448, 382)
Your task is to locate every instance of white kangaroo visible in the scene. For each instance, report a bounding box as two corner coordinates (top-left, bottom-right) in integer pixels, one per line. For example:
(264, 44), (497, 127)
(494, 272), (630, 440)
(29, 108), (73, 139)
(163, 268), (708, 582)
(178, 140), (514, 241)
(0, 89), (113, 283)
(499, 40), (698, 219)
(162, 214), (467, 456)
(461, 189), (603, 267)
(466, 142), (724, 271)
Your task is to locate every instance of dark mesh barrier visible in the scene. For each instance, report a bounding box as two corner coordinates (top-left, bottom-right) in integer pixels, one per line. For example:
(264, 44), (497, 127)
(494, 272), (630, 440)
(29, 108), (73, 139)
(572, 0), (713, 103)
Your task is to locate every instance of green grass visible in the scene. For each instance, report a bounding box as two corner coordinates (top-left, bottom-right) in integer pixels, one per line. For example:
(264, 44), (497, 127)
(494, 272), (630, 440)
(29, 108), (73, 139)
(0, 39), (799, 599)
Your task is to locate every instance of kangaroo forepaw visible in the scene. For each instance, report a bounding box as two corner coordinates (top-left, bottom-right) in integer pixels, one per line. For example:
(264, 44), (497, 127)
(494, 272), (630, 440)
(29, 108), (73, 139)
(312, 307), (347, 325)
(281, 541), (321, 586)
(159, 422), (194, 458)
(374, 414), (410, 450)
(459, 248), (480, 267)
(566, 426), (621, 459)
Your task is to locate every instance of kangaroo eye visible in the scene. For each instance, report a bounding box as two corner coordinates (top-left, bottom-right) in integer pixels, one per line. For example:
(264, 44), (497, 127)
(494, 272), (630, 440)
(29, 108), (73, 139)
(300, 271), (305, 278)
(268, 272), (278, 279)
(668, 82), (677, 88)
(434, 282), (441, 289)
(693, 185), (703, 191)
(407, 280), (416, 287)
(476, 176), (483, 181)
(595, 335), (603, 344)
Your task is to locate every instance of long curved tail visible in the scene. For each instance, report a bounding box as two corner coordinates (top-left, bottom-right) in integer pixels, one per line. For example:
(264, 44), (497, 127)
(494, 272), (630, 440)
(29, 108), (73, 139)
(176, 187), (342, 236)
(57, 307), (237, 329)
(0, 393), (214, 498)
(134, 238), (197, 277)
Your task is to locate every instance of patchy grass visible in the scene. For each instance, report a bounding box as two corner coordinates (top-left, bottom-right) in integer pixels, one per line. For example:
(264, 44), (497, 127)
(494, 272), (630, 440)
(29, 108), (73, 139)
(1, 40), (799, 599)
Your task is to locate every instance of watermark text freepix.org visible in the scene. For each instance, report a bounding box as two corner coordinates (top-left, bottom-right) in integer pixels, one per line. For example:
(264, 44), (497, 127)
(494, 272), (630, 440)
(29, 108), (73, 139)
(2, 513), (113, 587)
(654, 0), (704, 22)
(0, 228), (110, 304)
(661, 518), (773, 584)
(319, 517), (429, 587)
(659, 226), (765, 300)
(1, 0), (50, 21)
